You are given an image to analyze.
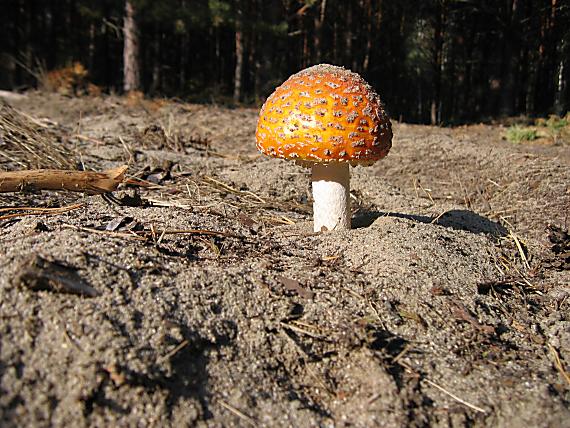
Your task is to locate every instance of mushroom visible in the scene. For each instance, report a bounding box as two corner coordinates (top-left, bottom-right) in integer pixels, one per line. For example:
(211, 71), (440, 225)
(255, 64), (393, 232)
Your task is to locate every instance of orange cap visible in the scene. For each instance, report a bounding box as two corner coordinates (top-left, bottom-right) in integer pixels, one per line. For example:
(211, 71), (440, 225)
(256, 64), (392, 166)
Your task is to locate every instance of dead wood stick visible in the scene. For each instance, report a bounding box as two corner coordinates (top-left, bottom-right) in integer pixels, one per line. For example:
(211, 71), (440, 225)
(0, 166), (128, 194)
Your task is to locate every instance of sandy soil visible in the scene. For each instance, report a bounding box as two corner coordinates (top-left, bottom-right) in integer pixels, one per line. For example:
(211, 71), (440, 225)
(1, 92), (569, 427)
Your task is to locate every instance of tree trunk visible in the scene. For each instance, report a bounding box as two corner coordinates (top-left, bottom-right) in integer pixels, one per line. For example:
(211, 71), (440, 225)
(362, 0), (377, 72)
(150, 26), (161, 94)
(233, 0), (244, 102)
(525, 44), (538, 115)
(48, 0), (58, 69)
(332, 20), (338, 64)
(302, 17), (309, 68)
(554, 38), (567, 115)
(499, 0), (521, 116)
(313, 0), (326, 63)
(123, 0), (140, 92)
(431, 1), (445, 125)
(346, 5), (351, 66)
(24, 0), (34, 82)
(178, 0), (188, 92)
(552, 0), (567, 115)
(179, 33), (188, 92)
(88, 23), (96, 73)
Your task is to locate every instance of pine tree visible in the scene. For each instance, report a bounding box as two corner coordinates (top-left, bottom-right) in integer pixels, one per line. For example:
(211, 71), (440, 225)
(123, 0), (141, 92)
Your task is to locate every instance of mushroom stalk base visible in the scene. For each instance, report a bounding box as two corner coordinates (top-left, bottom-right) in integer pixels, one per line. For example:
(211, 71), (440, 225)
(311, 163), (350, 232)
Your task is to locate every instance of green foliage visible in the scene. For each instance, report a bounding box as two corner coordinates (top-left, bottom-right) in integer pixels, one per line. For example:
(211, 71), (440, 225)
(505, 125), (538, 143)
(209, 0), (232, 27)
(405, 18), (433, 75)
(76, 3), (102, 20)
(256, 20), (288, 36)
(544, 115), (568, 132)
(535, 114), (570, 145)
(135, 0), (208, 28)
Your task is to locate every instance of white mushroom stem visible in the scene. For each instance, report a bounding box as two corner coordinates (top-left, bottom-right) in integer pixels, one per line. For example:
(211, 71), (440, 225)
(311, 163), (351, 232)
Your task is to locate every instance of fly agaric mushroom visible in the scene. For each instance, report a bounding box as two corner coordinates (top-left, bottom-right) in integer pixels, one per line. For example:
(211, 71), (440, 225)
(255, 64), (392, 231)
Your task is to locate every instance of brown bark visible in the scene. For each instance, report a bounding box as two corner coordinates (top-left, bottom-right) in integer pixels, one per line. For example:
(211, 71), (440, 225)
(178, 0), (188, 90)
(233, 0), (244, 103)
(303, 30), (309, 67)
(554, 46), (566, 115)
(313, 0), (327, 63)
(234, 31), (243, 102)
(150, 26), (162, 94)
(88, 23), (96, 72)
(123, 0), (140, 92)
(0, 166), (128, 194)
(431, 1), (445, 125)
(553, 0), (567, 114)
(499, 0), (521, 116)
(362, 0), (378, 72)
(346, 4), (353, 69)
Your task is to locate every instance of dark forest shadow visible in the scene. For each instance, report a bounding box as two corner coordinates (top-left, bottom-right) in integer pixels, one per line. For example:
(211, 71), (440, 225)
(353, 209), (508, 237)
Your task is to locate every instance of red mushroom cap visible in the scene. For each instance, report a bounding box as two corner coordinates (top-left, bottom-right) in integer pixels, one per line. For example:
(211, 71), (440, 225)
(255, 64), (392, 166)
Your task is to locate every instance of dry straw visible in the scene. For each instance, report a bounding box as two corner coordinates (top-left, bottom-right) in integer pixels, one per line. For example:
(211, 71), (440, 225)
(0, 101), (75, 170)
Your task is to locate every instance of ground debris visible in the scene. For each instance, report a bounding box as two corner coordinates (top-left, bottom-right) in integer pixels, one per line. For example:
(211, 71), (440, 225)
(397, 307), (428, 328)
(543, 224), (570, 270)
(138, 123), (211, 153)
(449, 299), (495, 335)
(13, 254), (99, 297)
(0, 101), (75, 169)
(276, 275), (315, 299)
(476, 279), (515, 295)
(105, 216), (134, 231)
(101, 191), (150, 207)
(138, 160), (174, 184)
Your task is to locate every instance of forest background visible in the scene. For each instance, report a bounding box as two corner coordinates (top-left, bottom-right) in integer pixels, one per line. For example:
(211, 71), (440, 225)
(1, 0), (568, 125)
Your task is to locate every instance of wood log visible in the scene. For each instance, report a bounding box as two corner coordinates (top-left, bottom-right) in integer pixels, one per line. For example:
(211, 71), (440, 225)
(0, 166), (128, 194)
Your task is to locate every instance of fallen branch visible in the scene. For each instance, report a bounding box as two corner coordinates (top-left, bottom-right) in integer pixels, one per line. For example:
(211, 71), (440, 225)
(0, 165), (128, 194)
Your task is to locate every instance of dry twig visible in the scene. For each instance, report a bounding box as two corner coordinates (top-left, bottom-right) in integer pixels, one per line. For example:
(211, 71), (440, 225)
(548, 344), (570, 388)
(0, 165), (128, 194)
(396, 360), (488, 414)
(218, 400), (258, 427)
(422, 378), (487, 414)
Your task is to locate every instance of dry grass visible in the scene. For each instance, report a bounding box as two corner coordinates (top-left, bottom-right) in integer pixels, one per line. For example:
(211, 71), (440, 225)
(0, 102), (76, 170)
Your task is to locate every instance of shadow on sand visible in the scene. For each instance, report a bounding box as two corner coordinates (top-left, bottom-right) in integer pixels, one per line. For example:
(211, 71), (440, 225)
(353, 209), (508, 237)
